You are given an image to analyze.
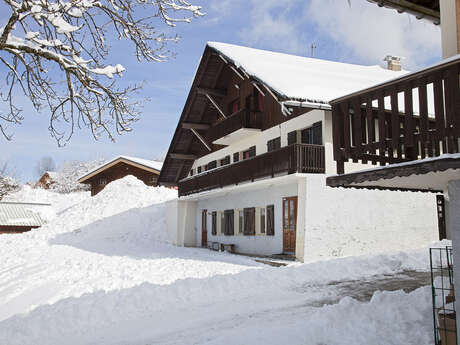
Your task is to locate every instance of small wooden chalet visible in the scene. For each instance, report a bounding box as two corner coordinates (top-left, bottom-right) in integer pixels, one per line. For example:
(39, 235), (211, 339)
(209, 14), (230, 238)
(35, 171), (58, 189)
(0, 202), (49, 233)
(160, 41), (438, 261)
(78, 156), (163, 196)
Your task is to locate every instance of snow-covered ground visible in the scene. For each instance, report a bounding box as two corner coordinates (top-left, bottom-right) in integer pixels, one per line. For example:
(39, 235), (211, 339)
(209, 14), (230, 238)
(0, 176), (444, 345)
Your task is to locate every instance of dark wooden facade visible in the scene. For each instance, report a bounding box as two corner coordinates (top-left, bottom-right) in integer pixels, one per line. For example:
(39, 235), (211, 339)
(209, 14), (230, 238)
(0, 225), (39, 234)
(330, 56), (460, 176)
(82, 161), (160, 196)
(158, 44), (312, 187)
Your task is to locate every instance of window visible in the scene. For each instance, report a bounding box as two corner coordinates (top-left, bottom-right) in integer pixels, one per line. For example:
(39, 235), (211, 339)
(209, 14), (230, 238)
(220, 156), (230, 166)
(267, 205), (275, 236)
(301, 122), (322, 145)
(267, 137), (281, 152)
(238, 210), (244, 234)
(190, 168), (194, 177)
(233, 152), (240, 163)
(287, 131), (297, 145)
(224, 210), (234, 236)
(212, 212), (217, 235)
(207, 160), (217, 170)
(243, 146), (256, 160)
(197, 166), (202, 174)
(260, 208), (266, 234)
(243, 207), (255, 235)
(220, 212), (225, 235)
(229, 99), (240, 114)
(99, 177), (107, 186)
(254, 86), (264, 112)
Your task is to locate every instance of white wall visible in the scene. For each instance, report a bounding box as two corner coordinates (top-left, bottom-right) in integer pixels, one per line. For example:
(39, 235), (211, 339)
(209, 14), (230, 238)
(303, 174), (439, 262)
(448, 179), (460, 332)
(195, 181), (298, 255)
(165, 199), (197, 247)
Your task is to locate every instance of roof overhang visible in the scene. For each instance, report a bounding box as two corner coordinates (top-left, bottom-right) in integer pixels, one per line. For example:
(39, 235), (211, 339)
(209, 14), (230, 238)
(78, 157), (160, 184)
(366, 0), (440, 24)
(326, 154), (460, 192)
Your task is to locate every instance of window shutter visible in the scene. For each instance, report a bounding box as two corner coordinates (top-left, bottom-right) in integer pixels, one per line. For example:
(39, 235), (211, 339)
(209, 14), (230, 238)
(244, 207), (255, 235)
(212, 212), (217, 235)
(227, 210), (234, 235)
(267, 205), (274, 236)
(288, 131), (297, 145)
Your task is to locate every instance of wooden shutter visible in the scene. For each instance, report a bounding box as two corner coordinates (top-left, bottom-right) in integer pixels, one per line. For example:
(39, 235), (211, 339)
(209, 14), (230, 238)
(243, 208), (250, 235)
(267, 205), (274, 236)
(212, 211), (217, 235)
(288, 131), (297, 145)
(244, 207), (255, 235)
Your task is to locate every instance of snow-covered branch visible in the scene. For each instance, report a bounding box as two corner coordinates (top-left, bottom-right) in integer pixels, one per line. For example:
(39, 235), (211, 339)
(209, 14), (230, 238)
(0, 0), (203, 144)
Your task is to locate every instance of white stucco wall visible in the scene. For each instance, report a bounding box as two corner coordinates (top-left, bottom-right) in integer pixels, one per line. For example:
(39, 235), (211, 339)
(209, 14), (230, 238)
(194, 180), (298, 255)
(165, 199), (197, 247)
(447, 179), (460, 332)
(303, 174), (439, 262)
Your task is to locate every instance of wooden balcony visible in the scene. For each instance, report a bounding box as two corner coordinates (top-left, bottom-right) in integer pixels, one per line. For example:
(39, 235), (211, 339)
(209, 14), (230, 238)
(331, 56), (460, 174)
(178, 144), (325, 197)
(205, 109), (262, 145)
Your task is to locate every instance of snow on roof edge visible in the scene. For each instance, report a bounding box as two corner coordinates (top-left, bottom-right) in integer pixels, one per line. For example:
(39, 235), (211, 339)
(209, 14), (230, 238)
(78, 156), (163, 182)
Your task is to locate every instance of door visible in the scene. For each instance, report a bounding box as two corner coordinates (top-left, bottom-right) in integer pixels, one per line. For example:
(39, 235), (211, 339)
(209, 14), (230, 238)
(283, 196), (297, 254)
(202, 210), (207, 247)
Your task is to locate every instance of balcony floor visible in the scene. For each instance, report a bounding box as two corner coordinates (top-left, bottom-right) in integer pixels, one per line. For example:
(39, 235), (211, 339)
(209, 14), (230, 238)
(212, 128), (261, 145)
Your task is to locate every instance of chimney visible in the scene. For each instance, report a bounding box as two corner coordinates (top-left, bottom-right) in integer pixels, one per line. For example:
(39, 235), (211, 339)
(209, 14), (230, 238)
(384, 55), (402, 71)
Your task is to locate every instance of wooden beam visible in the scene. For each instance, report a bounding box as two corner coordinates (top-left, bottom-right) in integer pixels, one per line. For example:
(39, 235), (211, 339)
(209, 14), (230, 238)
(205, 93), (227, 119)
(170, 153), (197, 160)
(230, 66), (245, 80)
(175, 161), (185, 182)
(182, 122), (210, 130)
(196, 87), (226, 98)
(191, 128), (212, 151)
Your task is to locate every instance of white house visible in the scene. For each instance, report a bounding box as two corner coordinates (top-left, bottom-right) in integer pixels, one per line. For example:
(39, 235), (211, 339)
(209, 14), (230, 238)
(159, 42), (438, 262)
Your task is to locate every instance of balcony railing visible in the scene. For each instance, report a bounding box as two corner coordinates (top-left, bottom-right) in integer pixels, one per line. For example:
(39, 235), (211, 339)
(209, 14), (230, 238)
(330, 56), (460, 174)
(206, 108), (262, 144)
(178, 144), (325, 196)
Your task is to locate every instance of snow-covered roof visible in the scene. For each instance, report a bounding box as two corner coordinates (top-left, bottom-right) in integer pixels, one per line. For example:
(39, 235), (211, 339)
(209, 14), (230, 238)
(0, 202), (48, 227)
(78, 156), (163, 183)
(45, 171), (59, 179)
(207, 42), (408, 106)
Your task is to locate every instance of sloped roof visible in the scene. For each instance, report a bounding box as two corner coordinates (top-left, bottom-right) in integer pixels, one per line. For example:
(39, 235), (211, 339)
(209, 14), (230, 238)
(366, 0), (440, 24)
(0, 202), (48, 227)
(78, 156), (163, 183)
(45, 171), (59, 179)
(208, 42), (408, 106)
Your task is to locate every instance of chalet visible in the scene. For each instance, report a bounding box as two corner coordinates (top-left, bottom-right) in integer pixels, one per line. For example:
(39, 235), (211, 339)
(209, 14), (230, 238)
(159, 41), (438, 261)
(325, 0), (460, 342)
(78, 156), (163, 196)
(0, 202), (49, 233)
(35, 171), (58, 189)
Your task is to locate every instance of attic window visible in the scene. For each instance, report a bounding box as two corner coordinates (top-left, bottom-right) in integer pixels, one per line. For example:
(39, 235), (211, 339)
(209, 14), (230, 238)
(99, 178), (107, 186)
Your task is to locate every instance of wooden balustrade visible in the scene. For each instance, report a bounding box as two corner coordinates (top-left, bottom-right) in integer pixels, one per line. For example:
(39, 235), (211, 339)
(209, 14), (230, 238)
(331, 57), (460, 174)
(178, 144), (325, 196)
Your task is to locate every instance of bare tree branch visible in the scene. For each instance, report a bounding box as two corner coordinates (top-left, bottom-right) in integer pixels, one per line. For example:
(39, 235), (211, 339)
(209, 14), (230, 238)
(0, 0), (203, 145)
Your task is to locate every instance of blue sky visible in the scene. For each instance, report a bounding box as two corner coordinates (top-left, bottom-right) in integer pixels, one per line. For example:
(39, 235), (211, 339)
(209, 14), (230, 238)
(1, 0), (441, 181)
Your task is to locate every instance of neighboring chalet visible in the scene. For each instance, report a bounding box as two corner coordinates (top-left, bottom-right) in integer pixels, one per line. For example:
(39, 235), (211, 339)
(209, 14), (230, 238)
(325, 0), (460, 342)
(78, 156), (163, 196)
(0, 202), (49, 233)
(159, 41), (438, 261)
(35, 171), (58, 189)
